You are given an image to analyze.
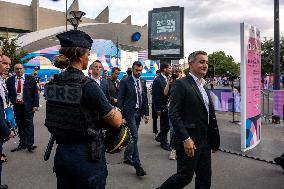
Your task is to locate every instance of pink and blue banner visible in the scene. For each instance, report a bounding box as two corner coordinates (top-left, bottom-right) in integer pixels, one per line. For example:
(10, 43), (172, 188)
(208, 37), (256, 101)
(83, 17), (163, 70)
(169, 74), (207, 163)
(209, 89), (241, 112)
(240, 23), (261, 152)
(273, 90), (284, 117)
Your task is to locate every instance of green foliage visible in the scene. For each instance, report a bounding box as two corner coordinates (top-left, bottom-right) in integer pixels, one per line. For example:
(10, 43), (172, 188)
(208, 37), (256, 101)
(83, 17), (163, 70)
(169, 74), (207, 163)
(0, 36), (29, 69)
(183, 67), (189, 75)
(261, 37), (284, 75)
(207, 51), (240, 78)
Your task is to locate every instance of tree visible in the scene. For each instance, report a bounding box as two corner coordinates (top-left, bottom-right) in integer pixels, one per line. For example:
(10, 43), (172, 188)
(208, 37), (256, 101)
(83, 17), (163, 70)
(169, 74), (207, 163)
(182, 51), (239, 78)
(207, 51), (240, 78)
(0, 36), (29, 69)
(261, 37), (284, 75)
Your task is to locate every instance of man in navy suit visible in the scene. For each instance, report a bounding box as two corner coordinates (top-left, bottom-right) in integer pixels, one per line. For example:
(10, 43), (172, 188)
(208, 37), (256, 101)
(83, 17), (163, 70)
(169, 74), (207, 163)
(90, 60), (111, 102)
(118, 61), (149, 177)
(0, 55), (15, 189)
(152, 63), (172, 151)
(6, 64), (39, 152)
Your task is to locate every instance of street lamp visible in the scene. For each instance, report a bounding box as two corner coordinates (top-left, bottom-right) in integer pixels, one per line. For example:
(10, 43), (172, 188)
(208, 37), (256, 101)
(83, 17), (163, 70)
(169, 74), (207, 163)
(67, 10), (86, 30)
(69, 10), (86, 20)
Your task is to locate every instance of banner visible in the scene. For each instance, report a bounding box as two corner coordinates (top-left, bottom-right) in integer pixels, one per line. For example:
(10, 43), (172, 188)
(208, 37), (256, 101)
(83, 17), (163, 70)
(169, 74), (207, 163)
(273, 90), (284, 118)
(240, 23), (261, 152)
(209, 89), (241, 112)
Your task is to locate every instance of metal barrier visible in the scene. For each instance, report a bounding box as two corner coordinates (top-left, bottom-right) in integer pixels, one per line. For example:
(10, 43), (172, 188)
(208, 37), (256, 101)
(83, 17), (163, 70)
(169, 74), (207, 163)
(261, 89), (273, 123)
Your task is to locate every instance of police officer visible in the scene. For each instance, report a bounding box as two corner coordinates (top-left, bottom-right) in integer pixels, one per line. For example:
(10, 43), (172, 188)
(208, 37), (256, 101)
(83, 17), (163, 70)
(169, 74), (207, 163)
(44, 30), (123, 189)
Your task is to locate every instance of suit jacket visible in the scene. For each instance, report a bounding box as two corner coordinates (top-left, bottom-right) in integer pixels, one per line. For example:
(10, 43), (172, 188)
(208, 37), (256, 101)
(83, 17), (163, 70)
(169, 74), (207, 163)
(152, 75), (168, 112)
(6, 75), (39, 111)
(97, 77), (111, 103)
(0, 96), (11, 141)
(117, 76), (149, 117)
(107, 78), (120, 106)
(169, 75), (220, 150)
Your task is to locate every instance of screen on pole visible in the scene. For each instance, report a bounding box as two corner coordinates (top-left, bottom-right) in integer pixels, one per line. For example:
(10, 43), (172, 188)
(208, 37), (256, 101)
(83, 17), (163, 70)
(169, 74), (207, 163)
(240, 23), (261, 152)
(148, 6), (184, 59)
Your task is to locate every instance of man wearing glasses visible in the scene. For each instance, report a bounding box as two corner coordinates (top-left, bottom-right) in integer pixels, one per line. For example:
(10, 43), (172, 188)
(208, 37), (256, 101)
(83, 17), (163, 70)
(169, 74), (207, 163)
(157, 51), (220, 189)
(6, 64), (39, 153)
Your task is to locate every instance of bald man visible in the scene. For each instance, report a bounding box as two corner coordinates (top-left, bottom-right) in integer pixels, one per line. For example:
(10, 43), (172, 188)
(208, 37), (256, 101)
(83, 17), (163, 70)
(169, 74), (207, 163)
(6, 64), (39, 152)
(0, 54), (15, 189)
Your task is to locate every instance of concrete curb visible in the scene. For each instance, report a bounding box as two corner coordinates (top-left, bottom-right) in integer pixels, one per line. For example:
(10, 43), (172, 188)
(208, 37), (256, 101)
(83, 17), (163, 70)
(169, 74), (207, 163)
(219, 148), (276, 165)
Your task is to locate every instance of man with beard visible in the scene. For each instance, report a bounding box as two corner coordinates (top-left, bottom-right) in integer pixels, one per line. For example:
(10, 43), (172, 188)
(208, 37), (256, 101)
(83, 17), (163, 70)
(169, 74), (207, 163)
(152, 63), (172, 151)
(107, 67), (120, 106)
(118, 61), (149, 176)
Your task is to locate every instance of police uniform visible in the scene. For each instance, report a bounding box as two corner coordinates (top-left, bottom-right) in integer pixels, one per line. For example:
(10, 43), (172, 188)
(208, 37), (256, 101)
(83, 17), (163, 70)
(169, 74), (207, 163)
(45, 30), (113, 189)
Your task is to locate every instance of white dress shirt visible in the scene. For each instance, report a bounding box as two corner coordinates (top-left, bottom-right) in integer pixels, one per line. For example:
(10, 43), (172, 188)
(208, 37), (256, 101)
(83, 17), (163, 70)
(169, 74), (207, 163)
(132, 74), (142, 108)
(184, 73), (210, 143)
(189, 72), (209, 120)
(0, 75), (8, 108)
(15, 75), (25, 102)
(92, 76), (101, 86)
(161, 73), (167, 82)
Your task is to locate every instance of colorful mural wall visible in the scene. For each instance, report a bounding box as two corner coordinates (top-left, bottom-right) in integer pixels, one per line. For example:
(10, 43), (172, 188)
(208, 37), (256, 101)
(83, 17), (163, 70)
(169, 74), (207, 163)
(22, 39), (159, 81)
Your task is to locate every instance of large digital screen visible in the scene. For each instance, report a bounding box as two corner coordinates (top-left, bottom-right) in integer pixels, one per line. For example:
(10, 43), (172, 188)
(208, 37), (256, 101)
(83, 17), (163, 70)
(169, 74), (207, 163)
(148, 6), (184, 59)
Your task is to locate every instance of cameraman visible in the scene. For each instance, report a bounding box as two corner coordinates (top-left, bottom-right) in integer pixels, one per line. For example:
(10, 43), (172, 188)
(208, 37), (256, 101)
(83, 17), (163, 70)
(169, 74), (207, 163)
(164, 67), (183, 160)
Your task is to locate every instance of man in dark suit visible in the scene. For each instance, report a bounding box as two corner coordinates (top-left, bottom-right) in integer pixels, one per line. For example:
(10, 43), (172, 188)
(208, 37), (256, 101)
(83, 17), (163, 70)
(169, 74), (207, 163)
(107, 67), (120, 106)
(118, 61), (149, 177)
(6, 64), (39, 152)
(90, 60), (111, 102)
(151, 69), (160, 137)
(0, 56), (15, 189)
(157, 51), (220, 189)
(152, 63), (172, 151)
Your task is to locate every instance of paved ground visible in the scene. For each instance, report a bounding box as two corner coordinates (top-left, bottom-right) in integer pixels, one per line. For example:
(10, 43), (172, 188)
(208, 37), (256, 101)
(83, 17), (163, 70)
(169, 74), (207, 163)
(1, 96), (284, 189)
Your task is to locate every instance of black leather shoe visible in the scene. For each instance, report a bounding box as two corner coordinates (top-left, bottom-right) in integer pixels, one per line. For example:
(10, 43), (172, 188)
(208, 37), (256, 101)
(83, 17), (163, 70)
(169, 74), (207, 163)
(27, 145), (37, 152)
(10, 145), (26, 152)
(155, 133), (161, 142)
(135, 166), (146, 176)
(123, 159), (134, 166)
(161, 143), (171, 151)
(274, 157), (284, 170)
(0, 184), (8, 189)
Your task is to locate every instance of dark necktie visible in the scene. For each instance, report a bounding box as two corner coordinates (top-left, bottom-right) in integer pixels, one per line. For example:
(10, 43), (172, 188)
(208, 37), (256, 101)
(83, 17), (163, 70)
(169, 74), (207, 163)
(17, 77), (22, 93)
(136, 80), (142, 109)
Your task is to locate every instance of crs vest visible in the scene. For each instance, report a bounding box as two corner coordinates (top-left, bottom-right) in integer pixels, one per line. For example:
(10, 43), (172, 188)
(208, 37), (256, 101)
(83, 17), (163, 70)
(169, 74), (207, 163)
(44, 71), (101, 138)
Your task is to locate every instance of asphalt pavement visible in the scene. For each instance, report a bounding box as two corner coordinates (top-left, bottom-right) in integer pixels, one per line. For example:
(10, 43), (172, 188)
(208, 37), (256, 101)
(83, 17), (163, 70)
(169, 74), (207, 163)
(1, 96), (284, 189)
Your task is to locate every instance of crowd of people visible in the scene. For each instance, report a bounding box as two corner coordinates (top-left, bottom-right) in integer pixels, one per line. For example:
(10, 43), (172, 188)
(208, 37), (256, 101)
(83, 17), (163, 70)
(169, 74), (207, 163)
(0, 30), (283, 189)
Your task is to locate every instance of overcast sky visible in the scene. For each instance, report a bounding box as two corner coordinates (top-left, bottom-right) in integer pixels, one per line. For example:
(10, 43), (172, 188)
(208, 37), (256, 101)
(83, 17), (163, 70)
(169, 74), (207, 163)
(3, 0), (284, 62)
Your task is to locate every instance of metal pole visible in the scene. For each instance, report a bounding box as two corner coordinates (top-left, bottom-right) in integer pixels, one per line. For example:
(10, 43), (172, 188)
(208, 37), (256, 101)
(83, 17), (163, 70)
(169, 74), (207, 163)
(66, 0), (67, 31)
(273, 0), (280, 90)
(213, 58), (216, 77)
(116, 37), (119, 66)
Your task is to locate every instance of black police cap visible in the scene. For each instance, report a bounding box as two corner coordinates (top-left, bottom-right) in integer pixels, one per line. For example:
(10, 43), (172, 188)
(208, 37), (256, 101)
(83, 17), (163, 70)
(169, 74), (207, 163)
(56, 30), (93, 50)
